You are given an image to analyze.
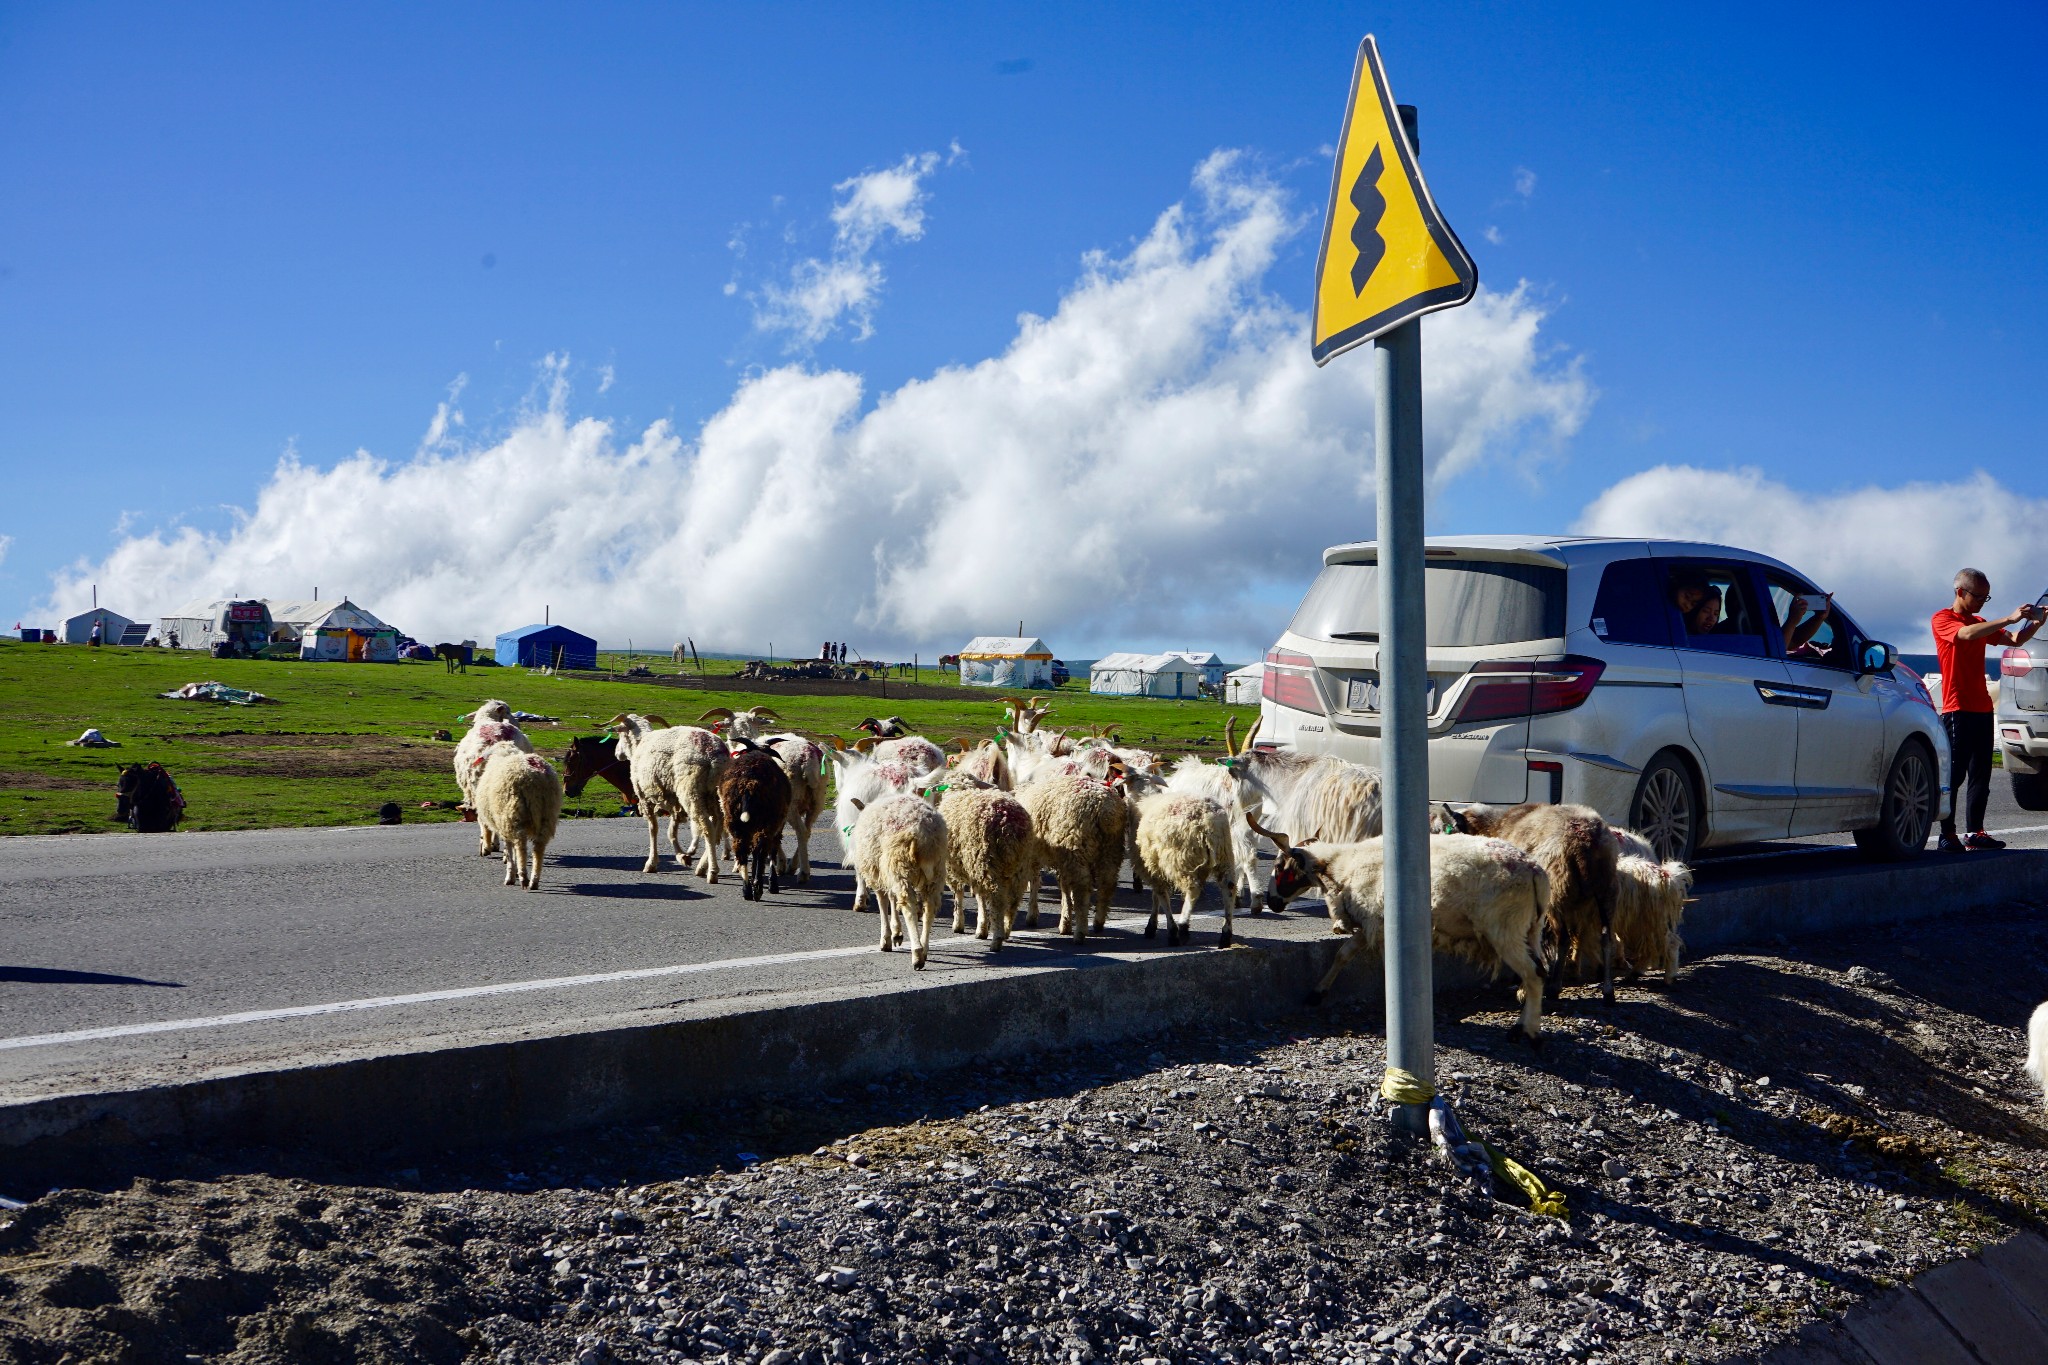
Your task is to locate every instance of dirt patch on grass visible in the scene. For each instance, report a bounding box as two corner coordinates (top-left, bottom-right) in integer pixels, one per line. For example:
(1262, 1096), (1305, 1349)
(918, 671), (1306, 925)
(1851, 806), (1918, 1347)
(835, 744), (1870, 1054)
(0, 769), (109, 792)
(563, 669), (985, 702)
(178, 732), (457, 781)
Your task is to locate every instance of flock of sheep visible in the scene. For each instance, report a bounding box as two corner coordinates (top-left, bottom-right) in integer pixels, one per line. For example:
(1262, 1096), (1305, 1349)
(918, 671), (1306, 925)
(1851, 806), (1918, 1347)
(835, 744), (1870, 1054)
(449, 697), (1695, 1040)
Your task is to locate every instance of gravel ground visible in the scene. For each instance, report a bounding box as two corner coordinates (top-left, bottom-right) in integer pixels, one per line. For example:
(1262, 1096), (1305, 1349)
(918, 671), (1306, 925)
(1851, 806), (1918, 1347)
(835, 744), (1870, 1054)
(5, 907), (2048, 1365)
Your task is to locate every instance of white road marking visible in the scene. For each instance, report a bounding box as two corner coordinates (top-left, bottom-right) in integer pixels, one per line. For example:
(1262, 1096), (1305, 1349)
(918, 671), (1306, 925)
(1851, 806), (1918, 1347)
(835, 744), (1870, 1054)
(1698, 824), (2048, 869)
(0, 945), (875, 1052)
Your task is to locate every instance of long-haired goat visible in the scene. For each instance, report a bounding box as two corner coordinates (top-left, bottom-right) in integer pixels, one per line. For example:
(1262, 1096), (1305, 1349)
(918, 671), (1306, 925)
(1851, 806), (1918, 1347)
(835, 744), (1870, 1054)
(1440, 802), (1621, 1004)
(1252, 814), (1551, 1042)
(720, 739), (794, 901)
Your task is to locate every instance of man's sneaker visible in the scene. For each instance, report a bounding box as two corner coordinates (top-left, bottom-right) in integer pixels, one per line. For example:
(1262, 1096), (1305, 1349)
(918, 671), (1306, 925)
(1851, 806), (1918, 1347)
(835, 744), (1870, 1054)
(1965, 831), (2007, 851)
(1937, 832), (1966, 853)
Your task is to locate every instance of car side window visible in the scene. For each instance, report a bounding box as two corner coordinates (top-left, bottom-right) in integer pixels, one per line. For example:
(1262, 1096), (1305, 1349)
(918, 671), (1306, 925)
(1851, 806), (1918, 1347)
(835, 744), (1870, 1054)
(1588, 557), (1673, 648)
(1666, 560), (1767, 658)
(1762, 570), (1855, 670)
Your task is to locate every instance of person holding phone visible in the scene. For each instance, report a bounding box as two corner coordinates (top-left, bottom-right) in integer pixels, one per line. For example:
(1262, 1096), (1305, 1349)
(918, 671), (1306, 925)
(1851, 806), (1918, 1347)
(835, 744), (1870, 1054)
(1933, 568), (2045, 851)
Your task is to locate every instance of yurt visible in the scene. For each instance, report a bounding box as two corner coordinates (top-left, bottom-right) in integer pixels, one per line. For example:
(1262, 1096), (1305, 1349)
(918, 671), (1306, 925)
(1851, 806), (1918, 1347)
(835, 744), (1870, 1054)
(62, 607), (134, 644)
(1222, 662), (1266, 705)
(496, 623), (598, 670)
(955, 636), (1057, 689)
(1089, 652), (1205, 698)
(266, 599), (401, 662)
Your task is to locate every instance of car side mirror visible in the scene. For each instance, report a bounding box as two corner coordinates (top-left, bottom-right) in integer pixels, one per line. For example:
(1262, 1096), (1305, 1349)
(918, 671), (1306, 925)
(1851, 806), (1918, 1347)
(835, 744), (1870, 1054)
(1860, 640), (1896, 675)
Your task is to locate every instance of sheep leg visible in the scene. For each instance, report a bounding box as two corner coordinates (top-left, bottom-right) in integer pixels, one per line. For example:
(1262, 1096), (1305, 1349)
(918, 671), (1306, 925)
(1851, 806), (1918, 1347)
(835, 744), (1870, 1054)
(911, 883), (935, 970)
(1092, 878), (1112, 934)
(501, 833), (521, 887)
(1143, 885), (1164, 939)
(876, 890), (894, 953)
(953, 882), (970, 935)
(528, 833), (548, 890)
(641, 807), (665, 875)
(1217, 877), (1235, 950)
(988, 882), (1016, 953)
(765, 842), (779, 897)
(1307, 933), (1364, 1006)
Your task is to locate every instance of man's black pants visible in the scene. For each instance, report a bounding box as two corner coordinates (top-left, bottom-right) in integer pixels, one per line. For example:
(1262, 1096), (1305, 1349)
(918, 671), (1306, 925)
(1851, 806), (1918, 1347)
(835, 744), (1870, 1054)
(1943, 709), (1994, 834)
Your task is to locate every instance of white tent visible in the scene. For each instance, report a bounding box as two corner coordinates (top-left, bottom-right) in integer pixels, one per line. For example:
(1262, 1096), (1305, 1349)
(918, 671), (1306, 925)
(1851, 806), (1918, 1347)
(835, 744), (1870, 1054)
(957, 636), (1057, 689)
(1222, 662), (1266, 705)
(264, 598), (400, 662)
(1167, 650), (1227, 688)
(62, 607), (133, 644)
(1090, 651), (1205, 698)
(160, 599), (271, 652)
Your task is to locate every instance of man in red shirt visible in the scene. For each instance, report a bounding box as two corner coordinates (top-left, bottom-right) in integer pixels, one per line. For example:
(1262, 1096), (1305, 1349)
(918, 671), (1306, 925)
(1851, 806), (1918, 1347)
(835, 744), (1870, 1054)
(1932, 568), (2043, 851)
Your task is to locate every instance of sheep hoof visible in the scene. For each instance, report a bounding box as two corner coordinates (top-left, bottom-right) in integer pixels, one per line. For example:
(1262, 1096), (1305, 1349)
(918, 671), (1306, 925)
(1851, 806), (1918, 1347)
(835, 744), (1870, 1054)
(1214, 927), (1230, 949)
(912, 958), (927, 971)
(641, 860), (661, 874)
(1522, 1029), (1544, 1053)
(1143, 921), (1157, 939)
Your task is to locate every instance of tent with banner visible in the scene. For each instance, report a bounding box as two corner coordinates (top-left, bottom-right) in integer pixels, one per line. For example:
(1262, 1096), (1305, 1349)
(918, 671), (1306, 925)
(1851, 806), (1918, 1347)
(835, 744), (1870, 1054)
(1222, 662), (1266, 705)
(159, 599), (272, 652)
(265, 598), (401, 662)
(956, 636), (1056, 689)
(1090, 651), (1205, 698)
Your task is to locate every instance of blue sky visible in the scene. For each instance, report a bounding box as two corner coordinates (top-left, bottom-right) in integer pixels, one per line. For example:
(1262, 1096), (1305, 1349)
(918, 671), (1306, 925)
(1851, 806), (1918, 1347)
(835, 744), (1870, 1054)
(4, 2), (2045, 655)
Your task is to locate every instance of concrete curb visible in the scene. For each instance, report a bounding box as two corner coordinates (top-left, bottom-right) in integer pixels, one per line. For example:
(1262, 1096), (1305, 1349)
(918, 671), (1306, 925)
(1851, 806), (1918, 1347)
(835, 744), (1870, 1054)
(4, 848), (2043, 1174)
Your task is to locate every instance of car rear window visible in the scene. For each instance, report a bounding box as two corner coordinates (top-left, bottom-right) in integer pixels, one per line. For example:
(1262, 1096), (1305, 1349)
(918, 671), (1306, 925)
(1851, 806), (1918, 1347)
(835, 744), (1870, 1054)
(1289, 560), (1566, 647)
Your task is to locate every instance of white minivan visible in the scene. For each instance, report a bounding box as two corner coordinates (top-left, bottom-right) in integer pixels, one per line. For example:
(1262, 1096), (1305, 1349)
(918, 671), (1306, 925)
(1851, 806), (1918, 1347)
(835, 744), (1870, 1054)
(1258, 536), (1948, 863)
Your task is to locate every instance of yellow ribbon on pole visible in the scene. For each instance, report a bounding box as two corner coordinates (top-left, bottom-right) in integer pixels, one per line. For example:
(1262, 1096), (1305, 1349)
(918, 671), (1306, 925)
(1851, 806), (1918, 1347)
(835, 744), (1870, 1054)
(1379, 1067), (1567, 1219)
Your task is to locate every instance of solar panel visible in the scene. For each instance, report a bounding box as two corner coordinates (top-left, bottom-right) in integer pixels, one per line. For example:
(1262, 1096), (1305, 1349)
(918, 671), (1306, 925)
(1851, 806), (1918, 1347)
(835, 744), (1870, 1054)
(117, 623), (151, 646)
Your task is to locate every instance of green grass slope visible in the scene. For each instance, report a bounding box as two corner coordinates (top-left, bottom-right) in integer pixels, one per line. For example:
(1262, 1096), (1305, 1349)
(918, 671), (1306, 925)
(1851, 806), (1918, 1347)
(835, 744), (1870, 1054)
(0, 640), (1250, 837)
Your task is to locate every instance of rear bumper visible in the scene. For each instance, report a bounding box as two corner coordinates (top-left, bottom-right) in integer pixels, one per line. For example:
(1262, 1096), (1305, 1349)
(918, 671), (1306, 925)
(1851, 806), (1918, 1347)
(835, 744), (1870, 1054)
(1999, 714), (2048, 773)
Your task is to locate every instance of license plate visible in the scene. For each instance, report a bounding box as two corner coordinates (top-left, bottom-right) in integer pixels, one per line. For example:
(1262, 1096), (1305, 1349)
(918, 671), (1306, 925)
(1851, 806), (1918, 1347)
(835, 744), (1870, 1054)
(1346, 674), (1435, 713)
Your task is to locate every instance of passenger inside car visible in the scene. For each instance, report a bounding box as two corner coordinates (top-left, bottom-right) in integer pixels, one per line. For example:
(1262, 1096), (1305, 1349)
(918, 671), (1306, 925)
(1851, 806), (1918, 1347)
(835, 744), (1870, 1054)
(1781, 593), (1833, 657)
(1685, 587), (1724, 635)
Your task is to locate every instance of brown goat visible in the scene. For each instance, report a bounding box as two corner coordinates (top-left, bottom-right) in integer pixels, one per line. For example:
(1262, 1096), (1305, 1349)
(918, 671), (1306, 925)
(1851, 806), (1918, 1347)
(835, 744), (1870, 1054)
(1440, 802), (1620, 1004)
(720, 740), (794, 901)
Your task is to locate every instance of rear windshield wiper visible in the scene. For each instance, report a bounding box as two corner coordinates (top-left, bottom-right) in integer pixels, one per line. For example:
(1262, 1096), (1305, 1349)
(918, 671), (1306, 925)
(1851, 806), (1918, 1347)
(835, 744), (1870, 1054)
(1330, 631), (1379, 641)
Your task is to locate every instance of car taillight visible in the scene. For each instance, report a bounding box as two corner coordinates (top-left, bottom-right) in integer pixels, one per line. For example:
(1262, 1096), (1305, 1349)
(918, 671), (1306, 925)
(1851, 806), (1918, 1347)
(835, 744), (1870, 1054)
(2003, 648), (2034, 678)
(1262, 648), (1325, 714)
(1454, 656), (1606, 724)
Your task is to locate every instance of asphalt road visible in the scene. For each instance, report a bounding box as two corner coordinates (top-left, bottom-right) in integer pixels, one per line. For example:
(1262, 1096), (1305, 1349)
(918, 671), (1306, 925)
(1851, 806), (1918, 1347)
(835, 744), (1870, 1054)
(3, 779), (2042, 1105)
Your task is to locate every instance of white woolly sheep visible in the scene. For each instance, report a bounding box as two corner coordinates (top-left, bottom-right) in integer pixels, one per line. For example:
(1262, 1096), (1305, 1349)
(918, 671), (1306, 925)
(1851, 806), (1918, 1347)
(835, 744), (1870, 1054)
(473, 741), (564, 890)
(827, 740), (927, 912)
(849, 792), (950, 969)
(1133, 789), (1236, 948)
(454, 700), (535, 857)
(608, 712), (730, 880)
(851, 733), (948, 776)
(1441, 802), (1621, 1004)
(1253, 816), (1552, 1042)
(934, 782), (1035, 951)
(1609, 826), (1692, 983)
(1223, 740), (1383, 902)
(2025, 1001), (2048, 1114)
(950, 738), (1013, 792)
(1018, 773), (1130, 943)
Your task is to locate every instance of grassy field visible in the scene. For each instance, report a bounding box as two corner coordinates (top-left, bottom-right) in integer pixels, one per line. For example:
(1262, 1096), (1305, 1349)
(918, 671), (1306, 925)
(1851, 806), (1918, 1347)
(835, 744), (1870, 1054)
(0, 639), (1250, 837)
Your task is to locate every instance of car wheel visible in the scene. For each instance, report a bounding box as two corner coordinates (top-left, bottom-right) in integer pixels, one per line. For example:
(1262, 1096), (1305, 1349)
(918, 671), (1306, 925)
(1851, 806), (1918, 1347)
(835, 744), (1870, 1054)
(1854, 742), (1936, 861)
(2012, 767), (2048, 812)
(1629, 752), (1698, 864)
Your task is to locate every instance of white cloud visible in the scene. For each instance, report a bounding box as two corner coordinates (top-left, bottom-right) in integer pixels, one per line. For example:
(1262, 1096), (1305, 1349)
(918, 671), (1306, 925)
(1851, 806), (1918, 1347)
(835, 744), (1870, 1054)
(1513, 166), (1537, 199)
(754, 149), (955, 347)
(1574, 465), (2048, 650)
(596, 364), (615, 395)
(1482, 225), (1505, 246)
(38, 153), (1591, 660)
(0, 533), (11, 567)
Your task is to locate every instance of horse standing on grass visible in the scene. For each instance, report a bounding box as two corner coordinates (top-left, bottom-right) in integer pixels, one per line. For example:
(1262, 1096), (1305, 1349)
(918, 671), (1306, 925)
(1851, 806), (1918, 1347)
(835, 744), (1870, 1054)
(435, 643), (468, 674)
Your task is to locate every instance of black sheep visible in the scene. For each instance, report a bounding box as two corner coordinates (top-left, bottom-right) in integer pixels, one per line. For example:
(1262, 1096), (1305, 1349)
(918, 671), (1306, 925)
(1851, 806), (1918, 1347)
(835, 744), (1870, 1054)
(719, 739), (793, 901)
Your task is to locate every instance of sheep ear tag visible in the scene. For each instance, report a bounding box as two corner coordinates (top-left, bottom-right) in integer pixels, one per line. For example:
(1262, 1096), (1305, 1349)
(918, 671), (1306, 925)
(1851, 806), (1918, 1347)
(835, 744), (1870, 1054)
(1311, 34), (1476, 366)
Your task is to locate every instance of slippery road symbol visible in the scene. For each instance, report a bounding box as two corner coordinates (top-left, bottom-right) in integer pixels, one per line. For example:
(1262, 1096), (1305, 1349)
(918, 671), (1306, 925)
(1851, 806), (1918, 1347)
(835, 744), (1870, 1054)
(1348, 144), (1387, 295)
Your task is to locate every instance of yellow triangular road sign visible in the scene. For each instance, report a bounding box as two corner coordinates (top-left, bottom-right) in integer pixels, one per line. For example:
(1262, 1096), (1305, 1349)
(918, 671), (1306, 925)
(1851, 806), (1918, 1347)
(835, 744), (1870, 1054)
(1312, 36), (1478, 366)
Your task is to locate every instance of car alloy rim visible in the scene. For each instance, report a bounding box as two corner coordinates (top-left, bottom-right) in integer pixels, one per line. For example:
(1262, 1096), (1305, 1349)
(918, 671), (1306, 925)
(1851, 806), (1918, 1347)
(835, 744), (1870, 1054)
(1641, 767), (1691, 863)
(1889, 752), (1931, 846)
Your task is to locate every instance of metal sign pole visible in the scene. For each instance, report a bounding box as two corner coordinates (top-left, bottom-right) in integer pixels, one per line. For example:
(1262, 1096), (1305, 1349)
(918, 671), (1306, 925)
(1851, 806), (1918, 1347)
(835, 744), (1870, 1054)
(1375, 105), (1434, 1139)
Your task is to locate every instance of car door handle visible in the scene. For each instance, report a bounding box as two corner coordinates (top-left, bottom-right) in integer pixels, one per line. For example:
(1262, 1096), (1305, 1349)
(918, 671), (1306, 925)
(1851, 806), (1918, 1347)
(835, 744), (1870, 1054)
(1754, 680), (1831, 710)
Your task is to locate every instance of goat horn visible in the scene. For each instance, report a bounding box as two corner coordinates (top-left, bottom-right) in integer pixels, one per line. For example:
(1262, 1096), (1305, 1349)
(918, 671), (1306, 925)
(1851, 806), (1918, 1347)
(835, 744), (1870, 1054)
(953, 737), (972, 752)
(603, 712), (632, 729)
(853, 737), (878, 753)
(824, 735), (846, 751)
(1240, 716), (1261, 750)
(1244, 811), (1291, 852)
(697, 707), (736, 724)
(643, 714), (671, 728)
(1223, 714), (1239, 756)
(749, 705), (783, 721)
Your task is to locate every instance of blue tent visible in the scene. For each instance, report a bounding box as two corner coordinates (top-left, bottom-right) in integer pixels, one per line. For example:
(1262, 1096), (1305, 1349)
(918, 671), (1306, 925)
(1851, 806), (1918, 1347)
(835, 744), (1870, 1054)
(495, 623), (597, 670)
